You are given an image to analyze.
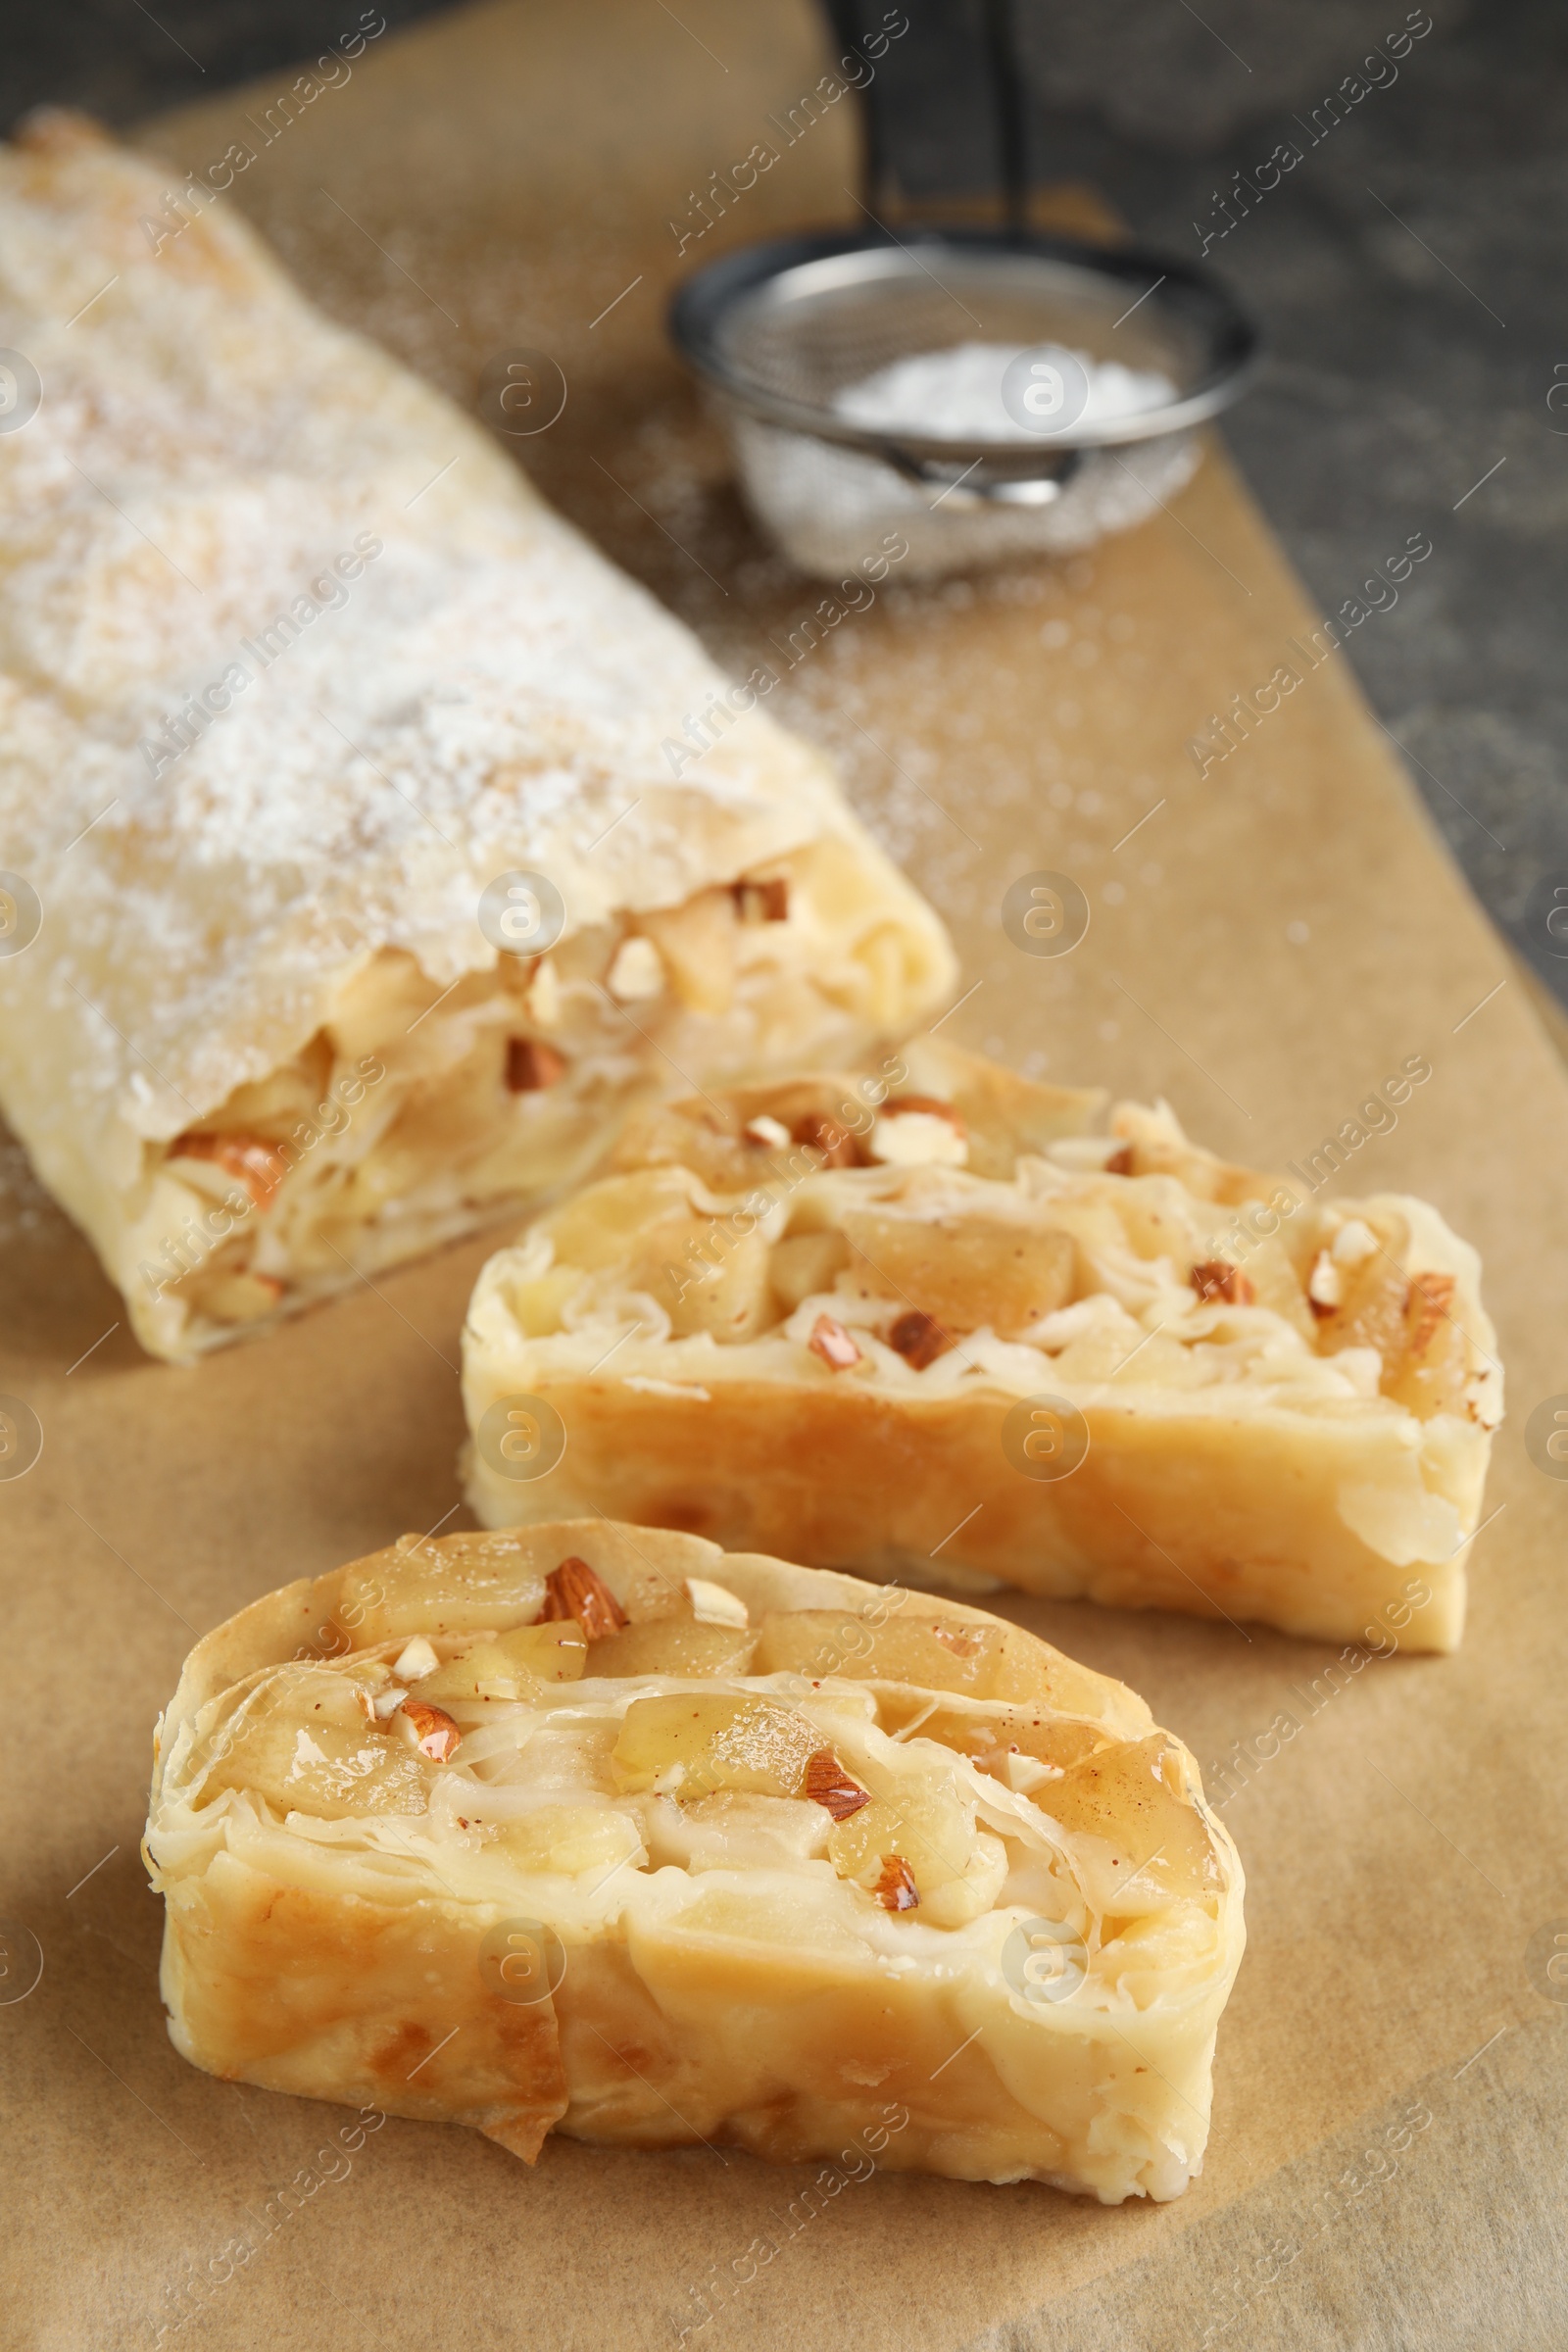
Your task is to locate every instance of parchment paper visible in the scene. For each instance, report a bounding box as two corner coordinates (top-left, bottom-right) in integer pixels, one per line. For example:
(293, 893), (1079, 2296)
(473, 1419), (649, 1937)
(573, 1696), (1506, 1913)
(3, 4), (1564, 2346)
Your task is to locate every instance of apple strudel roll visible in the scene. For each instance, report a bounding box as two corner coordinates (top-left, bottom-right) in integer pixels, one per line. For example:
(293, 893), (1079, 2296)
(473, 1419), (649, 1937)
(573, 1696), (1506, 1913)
(461, 1051), (1499, 1648)
(0, 115), (953, 1360)
(145, 1521), (1245, 2202)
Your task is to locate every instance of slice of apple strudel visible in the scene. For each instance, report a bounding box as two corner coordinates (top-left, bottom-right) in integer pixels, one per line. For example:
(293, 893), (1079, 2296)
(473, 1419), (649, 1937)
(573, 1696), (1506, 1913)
(0, 115), (953, 1361)
(145, 1521), (1245, 2202)
(461, 1048), (1500, 1649)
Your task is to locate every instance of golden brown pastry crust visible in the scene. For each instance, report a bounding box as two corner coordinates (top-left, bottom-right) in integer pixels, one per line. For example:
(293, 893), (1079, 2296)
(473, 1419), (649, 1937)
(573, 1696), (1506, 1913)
(146, 1523), (1245, 2202)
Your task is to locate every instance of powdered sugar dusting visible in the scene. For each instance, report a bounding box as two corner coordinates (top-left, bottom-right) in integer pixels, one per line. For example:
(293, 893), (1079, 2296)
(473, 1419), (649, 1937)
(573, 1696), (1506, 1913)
(0, 124), (856, 1167)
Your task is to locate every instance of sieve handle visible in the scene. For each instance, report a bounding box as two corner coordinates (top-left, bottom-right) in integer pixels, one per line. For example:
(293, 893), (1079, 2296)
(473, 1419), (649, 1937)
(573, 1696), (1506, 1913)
(816, 0), (887, 212)
(815, 0), (1034, 232)
(981, 0), (1030, 239)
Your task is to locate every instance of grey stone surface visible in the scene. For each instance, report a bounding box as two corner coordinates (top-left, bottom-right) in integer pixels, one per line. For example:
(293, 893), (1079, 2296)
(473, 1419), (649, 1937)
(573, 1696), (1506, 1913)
(0, 1), (459, 134)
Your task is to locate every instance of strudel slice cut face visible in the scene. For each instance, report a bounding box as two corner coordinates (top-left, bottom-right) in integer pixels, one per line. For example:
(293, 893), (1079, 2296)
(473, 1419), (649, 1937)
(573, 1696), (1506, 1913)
(0, 116), (953, 1360)
(146, 1523), (1245, 2203)
(462, 1054), (1500, 1649)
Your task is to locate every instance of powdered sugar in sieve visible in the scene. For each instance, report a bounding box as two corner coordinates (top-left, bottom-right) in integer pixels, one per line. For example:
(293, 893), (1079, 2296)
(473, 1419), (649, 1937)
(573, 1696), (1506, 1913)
(669, 231), (1258, 583)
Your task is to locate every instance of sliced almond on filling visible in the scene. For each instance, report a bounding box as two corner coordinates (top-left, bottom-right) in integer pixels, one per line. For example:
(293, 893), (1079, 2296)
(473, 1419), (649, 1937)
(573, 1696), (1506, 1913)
(392, 1635), (440, 1682)
(168, 1129), (290, 1206)
(1307, 1249), (1344, 1315)
(540, 1554), (629, 1642)
(805, 1748), (871, 1819)
(398, 1697), (462, 1763)
(1331, 1216), (1379, 1266)
(1405, 1269), (1456, 1357)
(791, 1109), (864, 1168)
(868, 1096), (968, 1169)
(685, 1575), (750, 1629)
(873, 1854), (920, 1911)
(506, 1037), (566, 1092)
(808, 1312), (862, 1371)
(887, 1308), (952, 1369)
(733, 877), (789, 923)
(1190, 1259), (1254, 1306)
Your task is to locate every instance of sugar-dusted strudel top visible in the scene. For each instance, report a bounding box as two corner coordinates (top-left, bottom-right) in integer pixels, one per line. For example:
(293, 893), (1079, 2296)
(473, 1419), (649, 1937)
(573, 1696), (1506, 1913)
(0, 113), (954, 1358)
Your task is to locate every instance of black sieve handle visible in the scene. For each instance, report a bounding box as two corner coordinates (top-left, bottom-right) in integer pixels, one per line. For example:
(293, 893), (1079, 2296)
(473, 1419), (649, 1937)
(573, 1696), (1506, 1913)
(816, 0), (1033, 235)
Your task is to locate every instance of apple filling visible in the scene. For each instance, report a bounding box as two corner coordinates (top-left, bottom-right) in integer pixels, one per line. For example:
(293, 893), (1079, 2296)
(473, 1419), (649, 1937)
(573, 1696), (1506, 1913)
(471, 1076), (1494, 1426)
(172, 1544), (1226, 1984)
(129, 836), (948, 1353)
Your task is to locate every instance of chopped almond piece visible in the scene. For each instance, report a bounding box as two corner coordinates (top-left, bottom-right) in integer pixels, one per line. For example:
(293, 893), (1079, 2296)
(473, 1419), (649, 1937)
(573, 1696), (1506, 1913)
(868, 1107), (968, 1168)
(1386, 1270), (1469, 1418)
(792, 1109), (863, 1167)
(168, 1129), (289, 1206)
(1405, 1271), (1456, 1357)
(398, 1698), (462, 1763)
(805, 1748), (871, 1819)
(1105, 1144), (1134, 1176)
(684, 1575), (750, 1629)
(1306, 1250), (1344, 1316)
(808, 1313), (862, 1371)
(392, 1635), (440, 1682)
(873, 1854), (920, 1912)
(733, 878), (789, 923)
(887, 1309), (952, 1369)
(1190, 1259), (1255, 1306)
(1331, 1217), (1379, 1266)
(506, 1037), (566, 1093)
(539, 1555), (629, 1642)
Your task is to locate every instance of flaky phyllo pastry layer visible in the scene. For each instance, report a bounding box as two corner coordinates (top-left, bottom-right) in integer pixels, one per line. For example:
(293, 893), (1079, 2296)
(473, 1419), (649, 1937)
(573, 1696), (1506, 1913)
(0, 116), (953, 1361)
(145, 1523), (1245, 2201)
(463, 1047), (1499, 1648)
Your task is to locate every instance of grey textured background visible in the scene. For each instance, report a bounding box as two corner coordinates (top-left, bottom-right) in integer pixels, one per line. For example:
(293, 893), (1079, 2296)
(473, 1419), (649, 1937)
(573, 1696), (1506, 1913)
(8, 0), (1563, 1008)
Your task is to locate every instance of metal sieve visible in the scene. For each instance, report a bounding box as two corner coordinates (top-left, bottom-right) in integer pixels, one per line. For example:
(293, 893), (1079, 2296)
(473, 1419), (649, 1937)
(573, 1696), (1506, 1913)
(668, 227), (1260, 579)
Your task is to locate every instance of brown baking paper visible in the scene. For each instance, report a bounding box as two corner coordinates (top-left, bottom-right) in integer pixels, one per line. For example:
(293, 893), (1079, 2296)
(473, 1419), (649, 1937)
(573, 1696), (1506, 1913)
(4, 4), (1565, 2345)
